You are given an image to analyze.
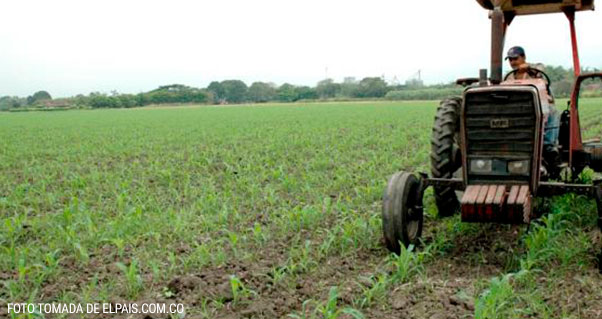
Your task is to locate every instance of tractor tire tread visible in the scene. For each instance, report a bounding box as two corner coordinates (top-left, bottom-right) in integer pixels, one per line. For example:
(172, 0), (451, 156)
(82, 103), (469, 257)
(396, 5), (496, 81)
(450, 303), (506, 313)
(430, 97), (462, 217)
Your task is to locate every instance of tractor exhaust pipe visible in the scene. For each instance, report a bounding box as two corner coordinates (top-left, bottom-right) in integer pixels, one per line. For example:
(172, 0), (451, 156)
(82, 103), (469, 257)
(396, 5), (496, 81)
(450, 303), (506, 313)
(490, 7), (505, 84)
(479, 69), (488, 86)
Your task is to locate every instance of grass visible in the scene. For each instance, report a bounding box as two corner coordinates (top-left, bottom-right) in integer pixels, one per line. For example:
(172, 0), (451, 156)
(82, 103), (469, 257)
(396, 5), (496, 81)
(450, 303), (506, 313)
(1, 99), (602, 318)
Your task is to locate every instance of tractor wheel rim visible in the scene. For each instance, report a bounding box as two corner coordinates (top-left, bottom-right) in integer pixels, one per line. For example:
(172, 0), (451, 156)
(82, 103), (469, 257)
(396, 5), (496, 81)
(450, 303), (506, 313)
(407, 208), (419, 240)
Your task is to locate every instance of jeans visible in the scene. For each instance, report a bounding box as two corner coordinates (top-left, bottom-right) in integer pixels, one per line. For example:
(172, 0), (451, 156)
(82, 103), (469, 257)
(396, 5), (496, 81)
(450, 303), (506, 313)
(544, 108), (559, 148)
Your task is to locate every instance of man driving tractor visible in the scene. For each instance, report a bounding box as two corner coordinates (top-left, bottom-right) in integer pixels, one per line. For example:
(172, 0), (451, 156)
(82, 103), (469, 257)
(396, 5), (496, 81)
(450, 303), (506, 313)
(505, 46), (546, 80)
(504, 46), (561, 172)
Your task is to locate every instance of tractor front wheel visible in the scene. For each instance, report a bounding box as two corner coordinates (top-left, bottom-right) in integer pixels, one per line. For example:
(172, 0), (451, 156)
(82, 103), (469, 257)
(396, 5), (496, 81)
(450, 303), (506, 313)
(382, 172), (424, 254)
(430, 97), (462, 217)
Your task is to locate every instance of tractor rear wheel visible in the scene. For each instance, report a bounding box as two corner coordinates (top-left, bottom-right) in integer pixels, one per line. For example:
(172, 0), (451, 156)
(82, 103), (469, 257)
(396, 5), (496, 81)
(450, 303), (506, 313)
(430, 97), (462, 217)
(382, 172), (424, 254)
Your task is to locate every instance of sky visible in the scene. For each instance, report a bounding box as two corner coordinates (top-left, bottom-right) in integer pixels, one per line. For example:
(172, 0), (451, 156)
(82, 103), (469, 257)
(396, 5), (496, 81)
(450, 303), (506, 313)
(1, 0), (601, 97)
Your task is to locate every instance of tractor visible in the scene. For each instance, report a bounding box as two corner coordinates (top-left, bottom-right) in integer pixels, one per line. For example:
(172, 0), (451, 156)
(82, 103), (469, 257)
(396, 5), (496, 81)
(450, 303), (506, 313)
(382, 0), (602, 258)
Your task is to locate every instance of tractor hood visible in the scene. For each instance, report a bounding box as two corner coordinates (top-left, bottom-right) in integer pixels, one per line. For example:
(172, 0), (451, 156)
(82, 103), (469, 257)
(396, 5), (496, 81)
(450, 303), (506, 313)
(477, 0), (594, 15)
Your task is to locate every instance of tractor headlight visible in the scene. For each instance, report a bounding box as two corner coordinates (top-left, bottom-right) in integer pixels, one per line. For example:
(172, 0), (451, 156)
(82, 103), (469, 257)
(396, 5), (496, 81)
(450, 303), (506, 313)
(470, 159), (492, 173)
(507, 160), (530, 175)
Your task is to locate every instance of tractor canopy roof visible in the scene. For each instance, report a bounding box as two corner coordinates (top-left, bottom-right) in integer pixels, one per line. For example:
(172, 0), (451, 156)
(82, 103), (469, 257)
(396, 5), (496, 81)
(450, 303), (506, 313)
(477, 0), (594, 15)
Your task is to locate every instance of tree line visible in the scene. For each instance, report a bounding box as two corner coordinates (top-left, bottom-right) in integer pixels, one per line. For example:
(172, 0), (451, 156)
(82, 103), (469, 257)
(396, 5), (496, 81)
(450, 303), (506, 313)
(1, 65), (600, 110)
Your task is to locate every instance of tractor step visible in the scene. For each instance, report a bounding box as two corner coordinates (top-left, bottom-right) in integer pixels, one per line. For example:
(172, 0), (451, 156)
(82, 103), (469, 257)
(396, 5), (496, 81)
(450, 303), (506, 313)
(460, 184), (532, 224)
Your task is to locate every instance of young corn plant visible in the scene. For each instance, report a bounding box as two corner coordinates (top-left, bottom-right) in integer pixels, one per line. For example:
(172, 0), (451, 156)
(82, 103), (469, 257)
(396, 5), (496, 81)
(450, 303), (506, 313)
(229, 275), (255, 306)
(291, 240), (319, 274)
(252, 222), (267, 245)
(353, 273), (389, 309)
(73, 242), (90, 264)
(268, 266), (288, 287)
(111, 237), (126, 258)
(474, 272), (520, 319)
(115, 259), (143, 299)
(227, 231), (240, 258)
(313, 287), (364, 319)
(289, 287), (364, 319)
(390, 244), (420, 283)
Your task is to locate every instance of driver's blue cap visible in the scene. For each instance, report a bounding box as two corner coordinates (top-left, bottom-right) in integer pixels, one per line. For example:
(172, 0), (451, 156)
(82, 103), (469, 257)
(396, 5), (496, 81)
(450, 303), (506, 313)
(505, 46), (525, 60)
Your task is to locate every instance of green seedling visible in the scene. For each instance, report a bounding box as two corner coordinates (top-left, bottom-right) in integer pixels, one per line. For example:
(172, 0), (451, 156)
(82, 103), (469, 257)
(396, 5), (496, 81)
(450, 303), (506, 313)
(115, 259), (143, 299)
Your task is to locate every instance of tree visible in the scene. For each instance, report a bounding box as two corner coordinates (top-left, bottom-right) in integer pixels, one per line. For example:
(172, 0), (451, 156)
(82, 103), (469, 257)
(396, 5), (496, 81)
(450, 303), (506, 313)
(0, 96), (24, 109)
(276, 83), (298, 102)
(405, 78), (424, 89)
(33, 90), (52, 100)
(340, 77), (359, 98)
(117, 94), (139, 108)
(544, 65), (569, 82)
(207, 81), (225, 103)
(296, 86), (318, 100)
(27, 90), (52, 105)
(156, 84), (189, 92)
(248, 82), (276, 103)
(143, 84), (209, 105)
(89, 93), (118, 108)
(357, 77), (389, 98)
(316, 79), (340, 99)
(551, 80), (573, 97)
(220, 80), (248, 103)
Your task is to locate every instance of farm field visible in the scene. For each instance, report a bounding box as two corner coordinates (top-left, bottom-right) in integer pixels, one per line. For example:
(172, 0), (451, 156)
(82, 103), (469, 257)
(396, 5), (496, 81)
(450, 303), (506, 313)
(1, 99), (602, 319)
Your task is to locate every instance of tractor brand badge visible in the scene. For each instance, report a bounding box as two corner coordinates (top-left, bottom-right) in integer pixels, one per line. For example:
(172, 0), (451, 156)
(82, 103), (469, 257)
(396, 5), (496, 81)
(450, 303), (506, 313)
(490, 118), (509, 128)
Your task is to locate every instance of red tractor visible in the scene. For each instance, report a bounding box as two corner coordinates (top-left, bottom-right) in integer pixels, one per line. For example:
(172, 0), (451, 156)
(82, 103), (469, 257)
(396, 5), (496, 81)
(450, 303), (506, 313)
(382, 0), (602, 257)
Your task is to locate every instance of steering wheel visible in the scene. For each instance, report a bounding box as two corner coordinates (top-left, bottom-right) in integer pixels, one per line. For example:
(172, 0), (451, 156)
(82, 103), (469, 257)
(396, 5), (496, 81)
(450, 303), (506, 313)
(504, 67), (552, 94)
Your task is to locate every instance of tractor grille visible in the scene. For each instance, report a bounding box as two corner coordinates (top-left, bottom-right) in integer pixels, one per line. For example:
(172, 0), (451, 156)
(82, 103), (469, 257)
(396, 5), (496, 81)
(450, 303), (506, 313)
(464, 90), (537, 182)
